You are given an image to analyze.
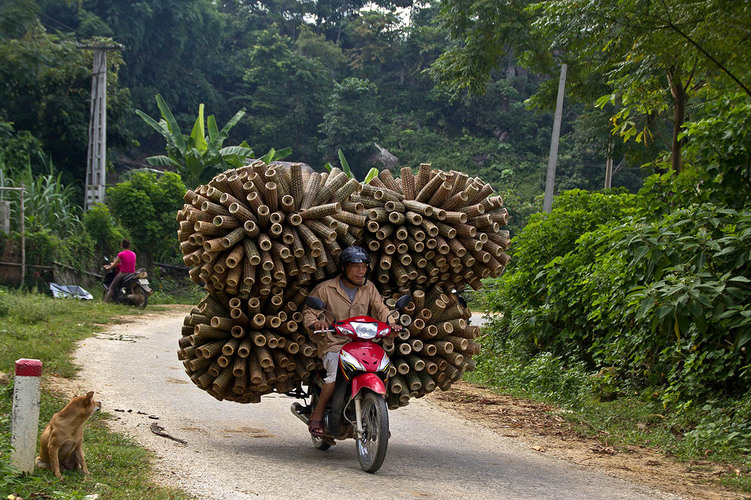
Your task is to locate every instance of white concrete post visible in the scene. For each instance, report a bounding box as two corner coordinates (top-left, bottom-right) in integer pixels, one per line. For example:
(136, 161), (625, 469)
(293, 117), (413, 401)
(10, 358), (42, 474)
(543, 63), (567, 213)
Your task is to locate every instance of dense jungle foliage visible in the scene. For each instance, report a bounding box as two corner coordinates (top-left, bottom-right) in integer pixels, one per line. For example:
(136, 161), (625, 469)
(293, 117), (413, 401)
(0, 2), (652, 248)
(1, 0), (751, 479)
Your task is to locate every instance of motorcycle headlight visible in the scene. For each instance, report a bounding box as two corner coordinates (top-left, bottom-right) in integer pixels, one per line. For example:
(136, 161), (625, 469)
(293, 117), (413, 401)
(350, 321), (379, 339)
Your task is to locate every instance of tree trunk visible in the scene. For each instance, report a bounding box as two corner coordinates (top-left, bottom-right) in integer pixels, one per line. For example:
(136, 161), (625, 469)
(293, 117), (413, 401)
(668, 67), (687, 173)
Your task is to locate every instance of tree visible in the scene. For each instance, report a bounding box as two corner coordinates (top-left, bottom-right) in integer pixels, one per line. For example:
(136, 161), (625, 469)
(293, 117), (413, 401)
(242, 27), (334, 163)
(136, 95), (253, 188)
(430, 0), (751, 175)
(0, 25), (130, 186)
(107, 171), (186, 266)
(428, 0), (532, 96)
(82, 203), (126, 259)
(39, 0), (228, 140)
(319, 77), (382, 179)
(0, 0), (38, 39)
(532, 0), (751, 172)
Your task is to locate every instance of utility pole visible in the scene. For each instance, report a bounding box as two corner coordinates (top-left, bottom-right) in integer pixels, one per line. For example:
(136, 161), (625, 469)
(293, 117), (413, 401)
(543, 63), (567, 213)
(79, 43), (122, 211)
(604, 140), (614, 189)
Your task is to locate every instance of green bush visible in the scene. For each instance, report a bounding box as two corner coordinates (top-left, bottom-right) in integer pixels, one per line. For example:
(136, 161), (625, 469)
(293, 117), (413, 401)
(485, 193), (751, 407)
(484, 189), (637, 349)
(107, 171), (187, 264)
(83, 203), (127, 259)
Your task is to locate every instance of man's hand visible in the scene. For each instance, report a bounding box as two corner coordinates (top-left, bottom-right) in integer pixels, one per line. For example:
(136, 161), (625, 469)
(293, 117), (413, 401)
(311, 320), (329, 331)
(388, 322), (403, 336)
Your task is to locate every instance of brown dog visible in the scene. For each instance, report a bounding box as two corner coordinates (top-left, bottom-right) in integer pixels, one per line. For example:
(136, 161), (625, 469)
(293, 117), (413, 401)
(36, 391), (101, 478)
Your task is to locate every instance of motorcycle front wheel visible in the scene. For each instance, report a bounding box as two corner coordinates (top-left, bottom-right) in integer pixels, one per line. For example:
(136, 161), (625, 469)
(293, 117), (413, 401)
(356, 392), (389, 473)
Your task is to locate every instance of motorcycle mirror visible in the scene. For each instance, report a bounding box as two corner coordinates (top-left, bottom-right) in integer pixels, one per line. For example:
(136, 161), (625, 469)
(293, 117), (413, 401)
(305, 296), (325, 310)
(395, 294), (411, 310)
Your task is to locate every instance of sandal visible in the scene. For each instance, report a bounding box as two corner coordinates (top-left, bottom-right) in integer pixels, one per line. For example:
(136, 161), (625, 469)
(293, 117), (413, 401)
(308, 419), (325, 437)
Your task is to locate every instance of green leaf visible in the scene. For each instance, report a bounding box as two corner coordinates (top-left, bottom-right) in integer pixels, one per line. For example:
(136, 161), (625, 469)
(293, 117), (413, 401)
(636, 297), (655, 320)
(155, 94), (186, 152)
(260, 148), (276, 164)
(363, 168), (379, 184)
(631, 245), (649, 265)
(216, 108), (247, 144)
(135, 110), (169, 138)
(145, 155), (180, 168)
(338, 149), (353, 179)
(190, 103), (208, 155)
(207, 115), (219, 143)
(271, 147), (293, 161)
(656, 305), (673, 321)
(736, 330), (751, 349)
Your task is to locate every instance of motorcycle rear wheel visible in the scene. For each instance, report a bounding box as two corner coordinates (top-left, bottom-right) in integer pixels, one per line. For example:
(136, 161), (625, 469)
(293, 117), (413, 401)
(356, 392), (389, 473)
(308, 391), (333, 450)
(133, 285), (149, 309)
(311, 434), (334, 450)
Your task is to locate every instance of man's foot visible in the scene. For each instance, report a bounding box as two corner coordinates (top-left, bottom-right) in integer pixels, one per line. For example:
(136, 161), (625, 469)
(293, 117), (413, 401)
(308, 419), (325, 436)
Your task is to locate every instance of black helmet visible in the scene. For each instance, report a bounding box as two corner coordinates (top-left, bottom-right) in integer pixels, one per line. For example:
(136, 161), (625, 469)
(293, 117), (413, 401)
(339, 246), (371, 268)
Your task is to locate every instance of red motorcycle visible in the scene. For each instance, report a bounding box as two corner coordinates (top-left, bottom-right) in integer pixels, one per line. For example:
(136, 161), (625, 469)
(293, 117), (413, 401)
(290, 294), (411, 473)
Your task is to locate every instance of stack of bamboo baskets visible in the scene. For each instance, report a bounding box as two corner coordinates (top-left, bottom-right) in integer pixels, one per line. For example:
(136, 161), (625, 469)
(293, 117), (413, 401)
(175, 160), (510, 406)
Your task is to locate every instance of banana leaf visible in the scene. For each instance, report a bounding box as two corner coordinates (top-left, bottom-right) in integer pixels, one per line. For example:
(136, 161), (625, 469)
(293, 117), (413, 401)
(154, 95), (186, 152)
(190, 104), (208, 155)
(338, 149), (352, 178)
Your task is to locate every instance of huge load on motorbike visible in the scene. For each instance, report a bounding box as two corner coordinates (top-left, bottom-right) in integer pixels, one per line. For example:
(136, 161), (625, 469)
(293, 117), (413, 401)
(175, 160), (510, 408)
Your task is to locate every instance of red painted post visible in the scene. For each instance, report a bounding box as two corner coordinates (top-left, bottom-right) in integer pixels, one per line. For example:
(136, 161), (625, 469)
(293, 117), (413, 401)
(11, 358), (42, 474)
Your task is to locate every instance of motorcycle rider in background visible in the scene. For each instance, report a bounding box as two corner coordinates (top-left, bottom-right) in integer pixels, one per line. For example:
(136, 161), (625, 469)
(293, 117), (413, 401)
(302, 246), (402, 437)
(103, 239), (137, 303)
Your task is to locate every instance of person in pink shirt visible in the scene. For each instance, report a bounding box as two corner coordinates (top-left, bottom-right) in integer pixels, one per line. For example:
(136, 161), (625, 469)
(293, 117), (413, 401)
(103, 239), (137, 302)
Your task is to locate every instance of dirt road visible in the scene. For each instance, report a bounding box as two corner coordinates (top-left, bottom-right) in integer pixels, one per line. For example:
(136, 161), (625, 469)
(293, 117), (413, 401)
(55, 307), (688, 499)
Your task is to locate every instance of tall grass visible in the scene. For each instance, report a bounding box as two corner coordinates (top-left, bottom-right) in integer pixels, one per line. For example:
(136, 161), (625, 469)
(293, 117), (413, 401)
(0, 161), (82, 237)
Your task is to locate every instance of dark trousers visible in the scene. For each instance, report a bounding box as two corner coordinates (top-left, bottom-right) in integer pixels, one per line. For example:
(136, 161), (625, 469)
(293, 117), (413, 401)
(104, 271), (127, 302)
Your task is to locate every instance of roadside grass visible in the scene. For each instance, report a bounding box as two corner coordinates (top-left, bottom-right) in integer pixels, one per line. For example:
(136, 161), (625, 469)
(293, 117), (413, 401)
(465, 334), (751, 493)
(0, 288), (190, 499)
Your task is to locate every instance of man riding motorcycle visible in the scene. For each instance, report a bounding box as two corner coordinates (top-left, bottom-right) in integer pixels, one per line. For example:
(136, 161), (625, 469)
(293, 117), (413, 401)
(302, 246), (402, 437)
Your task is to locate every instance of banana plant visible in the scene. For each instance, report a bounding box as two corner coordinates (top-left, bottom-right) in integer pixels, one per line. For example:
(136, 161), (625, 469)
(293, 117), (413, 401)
(324, 148), (379, 183)
(136, 95), (253, 188)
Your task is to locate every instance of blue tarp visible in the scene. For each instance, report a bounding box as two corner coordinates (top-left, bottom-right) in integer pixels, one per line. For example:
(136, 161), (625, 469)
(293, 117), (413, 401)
(49, 283), (93, 300)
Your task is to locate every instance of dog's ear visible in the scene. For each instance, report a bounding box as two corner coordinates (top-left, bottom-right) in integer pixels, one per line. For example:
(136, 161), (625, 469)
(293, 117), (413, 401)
(86, 391), (94, 399)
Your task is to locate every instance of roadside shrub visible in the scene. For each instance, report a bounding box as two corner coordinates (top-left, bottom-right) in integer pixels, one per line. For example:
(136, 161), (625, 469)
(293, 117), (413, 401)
(83, 203), (127, 259)
(485, 198), (751, 408)
(484, 189), (637, 351)
(107, 171), (186, 265)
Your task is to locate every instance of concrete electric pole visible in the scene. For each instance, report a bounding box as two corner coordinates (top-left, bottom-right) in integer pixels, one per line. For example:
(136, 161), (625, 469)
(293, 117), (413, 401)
(80, 44), (122, 211)
(543, 63), (567, 213)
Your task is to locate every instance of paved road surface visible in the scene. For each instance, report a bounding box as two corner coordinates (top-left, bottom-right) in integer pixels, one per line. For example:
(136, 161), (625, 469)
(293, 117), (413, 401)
(65, 308), (680, 499)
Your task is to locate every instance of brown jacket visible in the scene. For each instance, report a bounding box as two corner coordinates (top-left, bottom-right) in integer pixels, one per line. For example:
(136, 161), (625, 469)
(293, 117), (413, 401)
(302, 277), (391, 356)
